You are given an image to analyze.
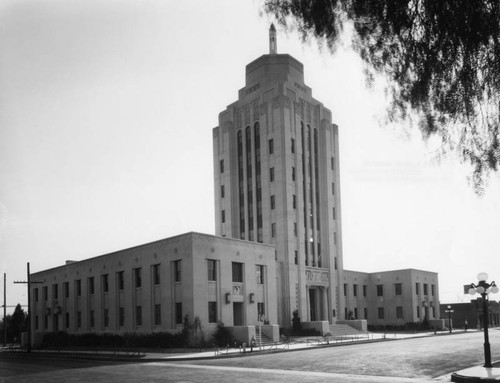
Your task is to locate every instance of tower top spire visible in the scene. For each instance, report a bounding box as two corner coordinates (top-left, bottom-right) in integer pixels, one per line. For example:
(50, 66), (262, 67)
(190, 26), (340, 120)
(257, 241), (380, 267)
(269, 23), (277, 54)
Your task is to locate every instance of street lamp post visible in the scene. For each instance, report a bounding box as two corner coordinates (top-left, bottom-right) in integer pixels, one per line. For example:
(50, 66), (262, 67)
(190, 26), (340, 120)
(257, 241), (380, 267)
(445, 305), (454, 333)
(468, 272), (499, 368)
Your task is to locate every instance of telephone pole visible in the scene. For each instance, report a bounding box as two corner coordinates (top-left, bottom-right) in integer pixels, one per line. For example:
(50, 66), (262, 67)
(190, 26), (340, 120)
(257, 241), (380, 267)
(14, 263), (42, 352)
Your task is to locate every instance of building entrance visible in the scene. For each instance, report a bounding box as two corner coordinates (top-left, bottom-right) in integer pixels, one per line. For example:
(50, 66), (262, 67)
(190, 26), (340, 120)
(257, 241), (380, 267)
(233, 302), (244, 326)
(309, 289), (317, 321)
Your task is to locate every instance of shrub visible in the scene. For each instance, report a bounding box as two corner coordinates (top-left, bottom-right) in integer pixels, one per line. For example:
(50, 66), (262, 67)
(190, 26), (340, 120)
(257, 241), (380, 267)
(212, 321), (234, 347)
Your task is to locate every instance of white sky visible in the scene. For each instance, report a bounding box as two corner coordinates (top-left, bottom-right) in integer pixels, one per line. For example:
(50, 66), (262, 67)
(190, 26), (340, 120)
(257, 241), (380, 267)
(1, 0), (500, 314)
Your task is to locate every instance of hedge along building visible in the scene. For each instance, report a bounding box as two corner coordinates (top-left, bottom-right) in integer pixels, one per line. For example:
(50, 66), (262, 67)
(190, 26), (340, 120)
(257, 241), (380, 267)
(30, 232), (278, 345)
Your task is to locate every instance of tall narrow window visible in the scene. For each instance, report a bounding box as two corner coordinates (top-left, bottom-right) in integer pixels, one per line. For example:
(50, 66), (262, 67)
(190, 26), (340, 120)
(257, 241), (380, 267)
(117, 271), (124, 291)
(256, 265), (264, 284)
(431, 284), (435, 296)
(174, 260), (182, 282)
(395, 283), (402, 296)
(88, 277), (95, 295)
(257, 302), (265, 321)
(271, 223), (276, 238)
(331, 156), (334, 170)
(43, 286), (48, 300)
(104, 309), (109, 327)
(291, 138), (295, 153)
(353, 284), (358, 297)
(270, 195), (275, 210)
(175, 302), (183, 324)
(292, 194), (296, 209)
(34, 288), (39, 302)
(76, 280), (81, 297)
(377, 285), (384, 297)
(343, 284), (348, 296)
(423, 283), (428, 295)
(154, 304), (161, 326)
(220, 159), (224, 173)
(77, 311), (82, 328)
(416, 283), (420, 295)
(333, 207), (336, 220)
(208, 302), (217, 323)
(221, 210), (226, 223)
(232, 262), (243, 282)
(207, 259), (217, 281)
(102, 274), (109, 293)
(378, 307), (384, 319)
(396, 306), (403, 319)
(119, 307), (125, 327)
(89, 310), (95, 328)
(293, 222), (297, 237)
(292, 166), (296, 181)
(52, 284), (58, 300)
(270, 167), (274, 182)
(64, 282), (69, 298)
(220, 185), (225, 198)
(363, 285), (367, 297)
(134, 268), (142, 288)
(152, 264), (160, 285)
(268, 139), (274, 154)
(136, 306), (142, 326)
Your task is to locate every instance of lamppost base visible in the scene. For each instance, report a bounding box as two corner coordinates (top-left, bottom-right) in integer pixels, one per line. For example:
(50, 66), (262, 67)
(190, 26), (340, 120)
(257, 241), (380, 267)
(451, 366), (500, 383)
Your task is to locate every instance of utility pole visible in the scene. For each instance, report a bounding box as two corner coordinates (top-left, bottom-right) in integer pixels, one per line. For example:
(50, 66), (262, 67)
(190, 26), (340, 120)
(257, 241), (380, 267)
(14, 263), (42, 352)
(3, 273), (6, 347)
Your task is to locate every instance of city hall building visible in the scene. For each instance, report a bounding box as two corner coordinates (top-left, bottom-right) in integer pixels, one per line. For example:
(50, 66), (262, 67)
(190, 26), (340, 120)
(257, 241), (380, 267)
(30, 26), (441, 343)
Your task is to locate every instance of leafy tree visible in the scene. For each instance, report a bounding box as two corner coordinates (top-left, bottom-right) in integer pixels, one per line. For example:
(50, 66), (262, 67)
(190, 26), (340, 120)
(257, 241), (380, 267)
(264, 0), (500, 190)
(0, 304), (27, 343)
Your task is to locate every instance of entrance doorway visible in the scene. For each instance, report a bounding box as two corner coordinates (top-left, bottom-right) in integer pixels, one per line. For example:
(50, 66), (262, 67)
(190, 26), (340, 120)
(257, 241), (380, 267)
(233, 302), (244, 326)
(309, 289), (317, 321)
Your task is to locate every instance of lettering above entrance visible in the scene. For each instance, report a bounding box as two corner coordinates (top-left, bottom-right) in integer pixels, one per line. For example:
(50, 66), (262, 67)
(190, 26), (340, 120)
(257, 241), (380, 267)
(305, 268), (329, 286)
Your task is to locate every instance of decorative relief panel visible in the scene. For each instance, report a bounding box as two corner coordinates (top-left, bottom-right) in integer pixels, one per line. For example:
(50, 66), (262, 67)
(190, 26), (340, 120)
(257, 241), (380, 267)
(253, 99), (259, 121)
(272, 96), (281, 109)
(260, 102), (267, 116)
(244, 105), (250, 125)
(235, 107), (242, 129)
(305, 268), (329, 286)
(306, 103), (311, 123)
(283, 95), (291, 109)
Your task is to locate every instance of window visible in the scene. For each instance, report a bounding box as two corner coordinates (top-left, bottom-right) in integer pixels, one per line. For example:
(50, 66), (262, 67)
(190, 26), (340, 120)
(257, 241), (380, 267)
(232, 262), (243, 282)
(175, 302), (183, 324)
(257, 302), (265, 321)
(353, 284), (358, 297)
(271, 223), (276, 238)
(294, 250), (298, 265)
(104, 309), (109, 327)
(89, 310), (95, 328)
(334, 232), (337, 245)
(119, 307), (125, 327)
(378, 307), (384, 319)
(396, 306), (403, 319)
(65, 312), (70, 329)
(35, 315), (39, 330)
(293, 222), (297, 237)
(291, 138), (295, 153)
(268, 139), (274, 154)
(364, 307), (368, 319)
(415, 282), (420, 295)
(343, 284), (348, 296)
(102, 274), (109, 293)
(220, 159), (224, 173)
(117, 271), (124, 291)
(208, 302), (217, 323)
(423, 283), (428, 295)
(34, 288), (39, 302)
(77, 311), (82, 328)
(75, 280), (82, 297)
(43, 286), (48, 300)
(354, 307), (358, 319)
(270, 195), (275, 210)
(174, 260), (182, 282)
(292, 194), (296, 209)
(363, 285), (367, 297)
(88, 277), (95, 295)
(207, 259), (217, 281)
(332, 182), (335, 195)
(331, 156), (334, 170)
(292, 167), (296, 181)
(221, 185), (225, 198)
(416, 305), (420, 318)
(270, 167), (274, 182)
(256, 265), (264, 284)
(152, 264), (160, 285)
(134, 268), (142, 288)
(431, 284), (435, 296)
(395, 283), (402, 296)
(377, 285), (384, 297)
(64, 282), (69, 298)
(334, 257), (337, 270)
(154, 304), (161, 326)
(221, 210), (226, 223)
(44, 314), (48, 329)
(52, 284), (58, 300)
(135, 306), (142, 326)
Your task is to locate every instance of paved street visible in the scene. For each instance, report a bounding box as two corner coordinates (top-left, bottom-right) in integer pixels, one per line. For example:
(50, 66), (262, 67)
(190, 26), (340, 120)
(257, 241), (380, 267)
(1, 330), (500, 382)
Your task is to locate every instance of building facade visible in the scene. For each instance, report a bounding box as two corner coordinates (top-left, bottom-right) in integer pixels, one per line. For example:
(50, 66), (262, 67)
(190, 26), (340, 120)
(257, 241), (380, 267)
(343, 269), (440, 326)
(31, 232), (277, 342)
(213, 25), (344, 328)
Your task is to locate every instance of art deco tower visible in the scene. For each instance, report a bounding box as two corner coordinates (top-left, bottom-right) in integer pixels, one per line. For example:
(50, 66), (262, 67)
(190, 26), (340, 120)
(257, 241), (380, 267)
(213, 25), (344, 327)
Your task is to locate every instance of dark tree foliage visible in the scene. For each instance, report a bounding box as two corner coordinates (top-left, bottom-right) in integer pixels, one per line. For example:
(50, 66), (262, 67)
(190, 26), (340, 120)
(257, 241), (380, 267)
(265, 0), (500, 190)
